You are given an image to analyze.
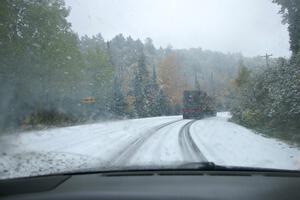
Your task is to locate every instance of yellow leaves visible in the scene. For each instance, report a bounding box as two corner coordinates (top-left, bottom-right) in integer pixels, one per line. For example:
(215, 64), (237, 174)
(157, 53), (191, 105)
(81, 96), (96, 104)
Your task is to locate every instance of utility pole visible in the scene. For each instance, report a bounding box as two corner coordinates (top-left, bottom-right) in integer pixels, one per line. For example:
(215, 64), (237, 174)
(260, 53), (273, 67)
(194, 73), (201, 90)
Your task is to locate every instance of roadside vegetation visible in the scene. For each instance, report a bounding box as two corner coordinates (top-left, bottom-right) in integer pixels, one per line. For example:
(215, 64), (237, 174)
(230, 0), (300, 144)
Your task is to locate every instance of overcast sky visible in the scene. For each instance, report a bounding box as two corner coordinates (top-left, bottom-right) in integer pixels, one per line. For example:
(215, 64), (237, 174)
(65, 0), (290, 57)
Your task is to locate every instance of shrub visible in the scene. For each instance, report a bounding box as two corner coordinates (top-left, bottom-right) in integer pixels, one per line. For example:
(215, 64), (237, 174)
(22, 110), (77, 129)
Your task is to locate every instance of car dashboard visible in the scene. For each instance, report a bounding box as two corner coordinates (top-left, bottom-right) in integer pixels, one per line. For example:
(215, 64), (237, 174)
(1, 170), (300, 200)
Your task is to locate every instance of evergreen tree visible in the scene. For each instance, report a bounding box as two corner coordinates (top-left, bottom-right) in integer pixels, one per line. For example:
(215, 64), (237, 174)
(133, 51), (150, 117)
(111, 77), (127, 117)
(156, 89), (171, 115)
(147, 65), (160, 116)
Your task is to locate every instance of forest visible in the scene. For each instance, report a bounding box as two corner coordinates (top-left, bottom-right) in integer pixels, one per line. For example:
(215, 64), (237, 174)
(0, 0), (299, 143)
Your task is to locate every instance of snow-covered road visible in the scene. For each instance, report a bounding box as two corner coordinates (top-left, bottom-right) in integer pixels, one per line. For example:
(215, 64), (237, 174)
(1, 112), (299, 179)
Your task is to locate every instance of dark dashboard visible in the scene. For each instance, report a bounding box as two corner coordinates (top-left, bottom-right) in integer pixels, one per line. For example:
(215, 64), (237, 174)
(1, 170), (300, 200)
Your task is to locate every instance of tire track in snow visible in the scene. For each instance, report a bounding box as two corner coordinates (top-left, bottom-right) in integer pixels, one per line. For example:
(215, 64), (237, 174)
(109, 119), (183, 166)
(127, 120), (190, 165)
(179, 120), (208, 162)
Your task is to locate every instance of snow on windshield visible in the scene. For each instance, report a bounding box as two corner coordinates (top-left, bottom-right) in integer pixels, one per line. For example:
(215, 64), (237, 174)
(0, 0), (299, 179)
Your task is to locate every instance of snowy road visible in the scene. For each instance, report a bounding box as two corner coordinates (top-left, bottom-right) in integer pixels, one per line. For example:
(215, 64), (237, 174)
(179, 120), (208, 162)
(1, 112), (300, 179)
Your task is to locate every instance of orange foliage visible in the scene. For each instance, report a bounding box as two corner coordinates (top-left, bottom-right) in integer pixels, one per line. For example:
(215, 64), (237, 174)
(157, 53), (191, 105)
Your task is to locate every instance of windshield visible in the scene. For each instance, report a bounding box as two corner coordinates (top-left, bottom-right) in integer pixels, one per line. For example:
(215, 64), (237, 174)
(0, 0), (300, 180)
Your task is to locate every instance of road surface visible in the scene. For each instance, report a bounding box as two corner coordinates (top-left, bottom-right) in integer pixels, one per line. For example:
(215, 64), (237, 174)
(0, 112), (299, 179)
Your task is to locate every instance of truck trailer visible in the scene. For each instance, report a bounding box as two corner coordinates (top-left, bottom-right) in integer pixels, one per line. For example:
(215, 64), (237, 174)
(182, 90), (216, 119)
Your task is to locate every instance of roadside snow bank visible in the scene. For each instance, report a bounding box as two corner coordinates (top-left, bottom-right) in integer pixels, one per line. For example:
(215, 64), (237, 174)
(216, 112), (232, 120)
(190, 113), (300, 170)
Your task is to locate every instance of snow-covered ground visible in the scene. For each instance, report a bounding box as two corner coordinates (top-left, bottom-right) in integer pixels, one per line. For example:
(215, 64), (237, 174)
(190, 113), (300, 169)
(0, 112), (299, 179)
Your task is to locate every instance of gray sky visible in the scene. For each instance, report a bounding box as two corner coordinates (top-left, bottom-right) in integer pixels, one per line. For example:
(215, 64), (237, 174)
(65, 0), (290, 57)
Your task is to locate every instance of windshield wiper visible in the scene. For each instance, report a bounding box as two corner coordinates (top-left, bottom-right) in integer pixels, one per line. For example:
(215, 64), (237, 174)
(178, 162), (222, 169)
(48, 162), (300, 177)
(26, 162), (299, 178)
(178, 162), (300, 172)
